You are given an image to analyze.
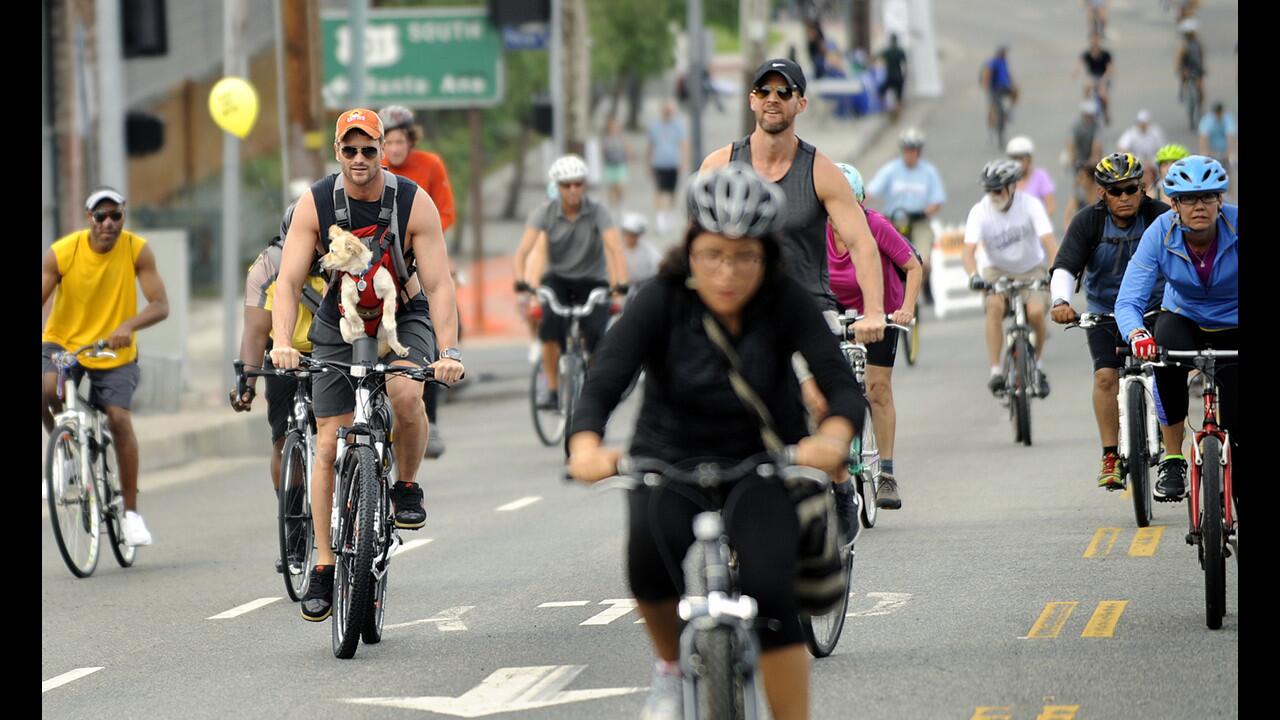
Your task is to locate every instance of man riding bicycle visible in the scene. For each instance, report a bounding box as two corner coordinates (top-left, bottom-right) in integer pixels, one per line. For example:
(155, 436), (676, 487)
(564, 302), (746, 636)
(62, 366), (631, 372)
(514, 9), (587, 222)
(963, 160), (1059, 396)
(269, 108), (465, 622)
(1115, 156), (1238, 503)
(512, 154), (629, 409)
(1076, 33), (1113, 126)
(1049, 152), (1170, 489)
(41, 188), (170, 547)
(1063, 100), (1103, 229)
(1176, 19), (1206, 109)
(980, 46), (1018, 143)
(867, 128), (946, 304)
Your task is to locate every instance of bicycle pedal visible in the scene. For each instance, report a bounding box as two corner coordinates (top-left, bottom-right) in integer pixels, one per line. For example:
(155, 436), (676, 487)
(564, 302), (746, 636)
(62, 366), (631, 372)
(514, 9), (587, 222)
(1185, 532), (1196, 546)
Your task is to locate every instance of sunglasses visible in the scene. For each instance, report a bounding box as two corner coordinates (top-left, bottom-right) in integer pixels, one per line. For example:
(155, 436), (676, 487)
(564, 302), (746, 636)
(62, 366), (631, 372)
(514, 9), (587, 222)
(339, 145), (380, 159)
(1105, 184), (1142, 197)
(752, 84), (797, 101)
(559, 181), (584, 189)
(93, 210), (123, 223)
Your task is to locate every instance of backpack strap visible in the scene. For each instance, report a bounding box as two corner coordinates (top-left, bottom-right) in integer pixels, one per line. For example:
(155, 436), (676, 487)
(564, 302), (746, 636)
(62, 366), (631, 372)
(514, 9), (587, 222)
(333, 171), (417, 303)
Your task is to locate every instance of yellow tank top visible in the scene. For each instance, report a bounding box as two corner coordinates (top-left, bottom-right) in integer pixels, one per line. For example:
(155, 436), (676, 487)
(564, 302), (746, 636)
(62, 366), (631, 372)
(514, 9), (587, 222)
(264, 275), (326, 353)
(43, 230), (144, 370)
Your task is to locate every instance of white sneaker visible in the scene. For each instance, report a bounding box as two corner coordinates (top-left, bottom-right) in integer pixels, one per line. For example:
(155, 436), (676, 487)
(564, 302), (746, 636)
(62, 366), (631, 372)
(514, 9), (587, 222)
(121, 511), (153, 547)
(640, 664), (683, 720)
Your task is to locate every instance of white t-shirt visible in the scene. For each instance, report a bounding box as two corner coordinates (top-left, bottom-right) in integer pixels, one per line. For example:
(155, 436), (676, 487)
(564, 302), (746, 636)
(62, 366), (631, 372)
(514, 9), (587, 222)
(1117, 124), (1167, 164)
(624, 240), (663, 286)
(964, 191), (1053, 273)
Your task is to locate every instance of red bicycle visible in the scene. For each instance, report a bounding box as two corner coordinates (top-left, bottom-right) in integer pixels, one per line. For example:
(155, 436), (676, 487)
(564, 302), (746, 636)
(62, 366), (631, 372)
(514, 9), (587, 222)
(1159, 348), (1237, 629)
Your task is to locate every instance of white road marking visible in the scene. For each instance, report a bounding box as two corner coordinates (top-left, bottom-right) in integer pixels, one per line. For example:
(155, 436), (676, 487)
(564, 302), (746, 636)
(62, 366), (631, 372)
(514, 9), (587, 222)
(207, 597), (283, 620)
(384, 606), (474, 632)
(539, 601), (590, 608)
(580, 599), (638, 626)
(847, 592), (914, 618)
(496, 496), (542, 512)
(42, 667), (103, 693)
(394, 538), (435, 556)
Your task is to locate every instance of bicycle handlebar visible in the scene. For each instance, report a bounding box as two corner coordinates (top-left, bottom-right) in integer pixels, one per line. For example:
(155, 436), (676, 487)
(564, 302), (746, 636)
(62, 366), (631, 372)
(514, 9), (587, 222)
(976, 277), (1049, 293)
(837, 313), (913, 341)
(565, 449), (831, 493)
(53, 340), (118, 369)
(535, 286), (613, 318)
(1065, 310), (1159, 331)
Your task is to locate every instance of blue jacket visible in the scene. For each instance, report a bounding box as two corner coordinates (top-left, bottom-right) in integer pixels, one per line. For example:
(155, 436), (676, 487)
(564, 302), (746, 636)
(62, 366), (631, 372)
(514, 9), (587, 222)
(1116, 204), (1238, 339)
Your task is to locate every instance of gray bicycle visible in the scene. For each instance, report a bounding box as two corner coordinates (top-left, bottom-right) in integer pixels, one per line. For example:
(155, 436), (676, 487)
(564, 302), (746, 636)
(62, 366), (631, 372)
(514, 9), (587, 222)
(976, 277), (1048, 446)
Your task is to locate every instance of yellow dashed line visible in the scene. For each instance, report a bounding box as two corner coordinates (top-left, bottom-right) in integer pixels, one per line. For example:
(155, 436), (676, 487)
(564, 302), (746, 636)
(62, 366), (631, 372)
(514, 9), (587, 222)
(1081, 600), (1128, 638)
(1027, 602), (1078, 639)
(1128, 526), (1165, 557)
(1083, 528), (1121, 558)
(1036, 705), (1081, 719)
(971, 707), (1013, 720)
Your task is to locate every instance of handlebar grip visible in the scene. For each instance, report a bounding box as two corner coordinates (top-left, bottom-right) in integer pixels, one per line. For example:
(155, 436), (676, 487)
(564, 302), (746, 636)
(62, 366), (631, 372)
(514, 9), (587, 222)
(233, 360), (248, 399)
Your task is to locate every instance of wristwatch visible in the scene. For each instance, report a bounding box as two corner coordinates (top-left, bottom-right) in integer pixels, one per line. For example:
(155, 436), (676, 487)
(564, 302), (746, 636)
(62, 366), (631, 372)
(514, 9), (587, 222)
(441, 347), (462, 362)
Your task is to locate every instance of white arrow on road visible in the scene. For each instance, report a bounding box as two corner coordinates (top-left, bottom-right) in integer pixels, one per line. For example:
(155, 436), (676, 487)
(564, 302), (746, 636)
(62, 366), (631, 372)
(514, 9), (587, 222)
(344, 665), (644, 717)
(580, 598), (638, 626)
(847, 592), (913, 617)
(384, 606), (474, 632)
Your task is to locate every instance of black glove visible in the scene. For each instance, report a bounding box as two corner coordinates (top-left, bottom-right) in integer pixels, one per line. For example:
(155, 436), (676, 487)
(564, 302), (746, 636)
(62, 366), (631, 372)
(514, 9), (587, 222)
(612, 283), (630, 295)
(969, 274), (986, 291)
(514, 280), (532, 293)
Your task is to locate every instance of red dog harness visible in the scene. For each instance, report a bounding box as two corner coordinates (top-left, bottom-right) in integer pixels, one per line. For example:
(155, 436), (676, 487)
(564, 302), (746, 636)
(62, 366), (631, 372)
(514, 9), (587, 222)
(337, 226), (404, 337)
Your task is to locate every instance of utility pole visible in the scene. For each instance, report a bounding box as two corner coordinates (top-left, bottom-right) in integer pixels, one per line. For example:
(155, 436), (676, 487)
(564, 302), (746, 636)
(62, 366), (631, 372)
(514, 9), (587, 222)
(851, 0), (871, 55)
(739, 0), (768, 137)
(283, 0), (322, 184)
(562, 0), (589, 154)
(549, 0), (564, 156)
(687, 0), (704, 165)
(222, 0), (248, 388)
(273, 0), (290, 210)
(350, 0), (367, 106)
(95, 0), (126, 193)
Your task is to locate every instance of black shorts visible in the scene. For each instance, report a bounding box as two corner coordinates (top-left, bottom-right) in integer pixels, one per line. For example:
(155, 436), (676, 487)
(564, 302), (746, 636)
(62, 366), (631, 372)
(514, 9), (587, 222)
(881, 78), (905, 101)
(538, 275), (611, 353)
(865, 327), (899, 368)
(42, 342), (141, 410)
(653, 167), (679, 193)
(627, 477), (803, 651)
(307, 299), (438, 418)
(265, 372), (300, 442)
(1086, 324), (1127, 372)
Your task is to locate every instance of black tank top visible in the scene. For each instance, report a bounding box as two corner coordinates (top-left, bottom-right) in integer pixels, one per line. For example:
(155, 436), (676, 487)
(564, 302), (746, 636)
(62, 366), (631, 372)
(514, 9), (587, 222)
(730, 136), (837, 310)
(310, 172), (424, 326)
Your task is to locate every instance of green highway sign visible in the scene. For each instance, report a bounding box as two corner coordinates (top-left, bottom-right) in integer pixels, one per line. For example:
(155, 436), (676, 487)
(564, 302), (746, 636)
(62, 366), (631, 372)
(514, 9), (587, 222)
(321, 7), (504, 109)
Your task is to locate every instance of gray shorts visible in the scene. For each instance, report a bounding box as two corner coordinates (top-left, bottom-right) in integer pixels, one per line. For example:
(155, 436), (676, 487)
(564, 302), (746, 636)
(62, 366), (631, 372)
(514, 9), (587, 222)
(307, 312), (438, 418)
(41, 342), (141, 410)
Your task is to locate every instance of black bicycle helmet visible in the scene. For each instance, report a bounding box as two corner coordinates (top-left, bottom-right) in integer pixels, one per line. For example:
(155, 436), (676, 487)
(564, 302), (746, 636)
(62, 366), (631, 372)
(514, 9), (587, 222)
(687, 163), (786, 239)
(981, 158), (1022, 190)
(1094, 151), (1144, 186)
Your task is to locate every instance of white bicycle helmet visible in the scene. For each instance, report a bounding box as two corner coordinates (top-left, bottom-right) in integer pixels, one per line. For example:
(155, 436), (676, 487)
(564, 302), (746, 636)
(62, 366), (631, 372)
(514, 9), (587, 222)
(620, 212), (648, 235)
(548, 154), (589, 183)
(1005, 136), (1035, 157)
(899, 127), (925, 149)
(687, 163), (786, 239)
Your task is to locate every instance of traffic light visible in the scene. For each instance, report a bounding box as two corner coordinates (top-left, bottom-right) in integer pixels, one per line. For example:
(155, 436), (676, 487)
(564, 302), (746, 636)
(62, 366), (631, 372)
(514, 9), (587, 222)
(122, 0), (168, 58)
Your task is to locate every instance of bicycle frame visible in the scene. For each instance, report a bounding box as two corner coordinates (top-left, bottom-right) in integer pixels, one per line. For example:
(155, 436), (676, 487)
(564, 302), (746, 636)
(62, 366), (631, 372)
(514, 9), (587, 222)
(986, 277), (1044, 396)
(1176, 354), (1235, 534)
(52, 347), (116, 515)
(1068, 314), (1162, 463)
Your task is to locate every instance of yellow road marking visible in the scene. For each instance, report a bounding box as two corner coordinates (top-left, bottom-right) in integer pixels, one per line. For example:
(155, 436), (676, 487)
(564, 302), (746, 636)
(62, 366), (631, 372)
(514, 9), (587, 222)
(1027, 602), (1078, 638)
(1036, 706), (1081, 720)
(1083, 528), (1121, 558)
(1081, 600), (1128, 638)
(1128, 526), (1165, 557)
(971, 708), (1013, 720)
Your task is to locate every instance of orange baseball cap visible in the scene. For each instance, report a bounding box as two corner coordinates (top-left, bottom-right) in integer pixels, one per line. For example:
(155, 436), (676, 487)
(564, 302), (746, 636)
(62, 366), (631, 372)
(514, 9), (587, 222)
(335, 108), (383, 142)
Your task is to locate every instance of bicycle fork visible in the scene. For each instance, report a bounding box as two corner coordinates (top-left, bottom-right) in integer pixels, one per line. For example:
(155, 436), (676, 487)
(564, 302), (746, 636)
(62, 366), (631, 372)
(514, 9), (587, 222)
(1117, 373), (1161, 463)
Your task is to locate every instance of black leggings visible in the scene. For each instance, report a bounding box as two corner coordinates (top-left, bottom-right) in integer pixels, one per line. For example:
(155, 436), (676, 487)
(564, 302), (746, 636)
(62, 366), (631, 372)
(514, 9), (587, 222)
(627, 476), (803, 651)
(1152, 312), (1238, 454)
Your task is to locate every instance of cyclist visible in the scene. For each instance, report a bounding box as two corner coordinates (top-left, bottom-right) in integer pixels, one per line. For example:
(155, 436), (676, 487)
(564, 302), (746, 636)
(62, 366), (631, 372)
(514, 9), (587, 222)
(1117, 110), (1167, 197)
(1176, 19), (1206, 111)
(1197, 102), (1237, 176)
(1007, 135), (1057, 221)
(229, 203), (329, 572)
(1154, 143), (1190, 204)
(379, 104), (457, 459)
(269, 108), (465, 622)
(980, 46), (1018, 144)
(867, 128), (946, 303)
(620, 212), (662, 293)
(512, 154), (629, 409)
(41, 188), (171, 547)
(963, 160), (1059, 396)
(1076, 33), (1114, 125)
(567, 164), (863, 720)
(1116, 156), (1237, 503)
(824, 163), (922, 515)
(698, 57), (888, 347)
(1062, 99), (1103, 229)
(1049, 152), (1170, 489)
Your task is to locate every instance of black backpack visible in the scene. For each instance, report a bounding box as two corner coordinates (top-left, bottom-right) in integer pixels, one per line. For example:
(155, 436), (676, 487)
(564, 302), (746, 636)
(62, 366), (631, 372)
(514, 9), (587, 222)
(272, 201), (325, 314)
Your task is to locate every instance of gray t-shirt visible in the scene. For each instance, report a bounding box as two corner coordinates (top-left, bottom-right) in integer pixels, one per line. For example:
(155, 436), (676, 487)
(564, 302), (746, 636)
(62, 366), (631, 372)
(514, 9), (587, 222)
(527, 196), (614, 281)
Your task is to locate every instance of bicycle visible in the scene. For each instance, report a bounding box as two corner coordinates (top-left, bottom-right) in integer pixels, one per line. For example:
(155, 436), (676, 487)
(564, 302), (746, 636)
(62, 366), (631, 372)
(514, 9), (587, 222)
(836, 313), (913, 530)
(1180, 73), (1202, 132)
(1153, 347), (1237, 629)
(44, 341), (136, 578)
(899, 300), (921, 366)
(300, 337), (450, 658)
(529, 285), (615, 452)
(1066, 312), (1162, 527)
(976, 276), (1049, 446)
(586, 451), (835, 718)
(235, 358), (319, 601)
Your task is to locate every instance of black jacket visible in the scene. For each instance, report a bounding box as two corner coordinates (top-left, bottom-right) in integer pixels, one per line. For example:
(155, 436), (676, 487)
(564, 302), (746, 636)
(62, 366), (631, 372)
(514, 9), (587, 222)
(1052, 195), (1170, 313)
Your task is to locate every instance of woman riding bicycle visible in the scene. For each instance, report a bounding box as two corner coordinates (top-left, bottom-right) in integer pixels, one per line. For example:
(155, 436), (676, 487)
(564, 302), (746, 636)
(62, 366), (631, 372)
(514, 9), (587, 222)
(1115, 155), (1238, 504)
(823, 162), (922, 514)
(567, 163), (864, 720)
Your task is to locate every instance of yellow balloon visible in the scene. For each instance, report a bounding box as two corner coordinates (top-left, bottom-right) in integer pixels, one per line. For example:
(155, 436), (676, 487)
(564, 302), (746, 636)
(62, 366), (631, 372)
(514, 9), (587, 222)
(208, 77), (259, 139)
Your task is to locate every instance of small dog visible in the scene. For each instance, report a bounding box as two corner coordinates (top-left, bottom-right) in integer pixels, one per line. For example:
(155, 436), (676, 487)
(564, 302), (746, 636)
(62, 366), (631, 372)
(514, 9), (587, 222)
(320, 226), (409, 358)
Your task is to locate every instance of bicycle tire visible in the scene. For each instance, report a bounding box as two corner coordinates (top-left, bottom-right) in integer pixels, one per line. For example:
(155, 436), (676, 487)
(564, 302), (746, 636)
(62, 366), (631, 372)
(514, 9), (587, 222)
(1186, 81), (1201, 132)
(1200, 437), (1226, 630)
(529, 362), (565, 447)
(332, 446), (379, 659)
(362, 465), (391, 645)
(903, 309), (920, 366)
(97, 430), (135, 568)
(1126, 383), (1153, 528)
(561, 352), (584, 459)
(692, 626), (741, 720)
(800, 546), (854, 657)
(278, 432), (313, 602)
(46, 424), (100, 578)
(1014, 338), (1034, 446)
(857, 408), (879, 527)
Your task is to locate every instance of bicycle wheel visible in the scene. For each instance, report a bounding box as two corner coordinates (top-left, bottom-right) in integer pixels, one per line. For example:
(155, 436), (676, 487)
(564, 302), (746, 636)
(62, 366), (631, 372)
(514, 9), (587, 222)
(1013, 338), (1034, 446)
(1199, 437), (1226, 630)
(97, 430), (135, 568)
(1126, 384), (1153, 528)
(1186, 81), (1201, 132)
(691, 626), (742, 720)
(902, 310), (920, 366)
(278, 432), (313, 602)
(560, 352), (584, 459)
(857, 408), (879, 528)
(529, 362), (565, 447)
(46, 424), (100, 578)
(362, 465), (391, 645)
(800, 545), (854, 657)
(332, 446), (379, 659)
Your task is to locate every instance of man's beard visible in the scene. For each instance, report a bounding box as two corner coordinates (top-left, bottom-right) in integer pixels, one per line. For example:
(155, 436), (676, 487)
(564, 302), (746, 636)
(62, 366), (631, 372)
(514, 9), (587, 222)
(345, 164), (378, 187)
(759, 113), (792, 134)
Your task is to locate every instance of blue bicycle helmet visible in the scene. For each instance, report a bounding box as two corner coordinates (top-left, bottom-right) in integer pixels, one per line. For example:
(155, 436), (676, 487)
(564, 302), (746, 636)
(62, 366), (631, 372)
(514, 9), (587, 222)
(1162, 155), (1229, 197)
(835, 162), (866, 204)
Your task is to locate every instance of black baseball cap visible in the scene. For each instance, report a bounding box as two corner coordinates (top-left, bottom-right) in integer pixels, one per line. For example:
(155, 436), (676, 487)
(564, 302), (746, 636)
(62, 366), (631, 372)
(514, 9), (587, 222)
(751, 58), (806, 96)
